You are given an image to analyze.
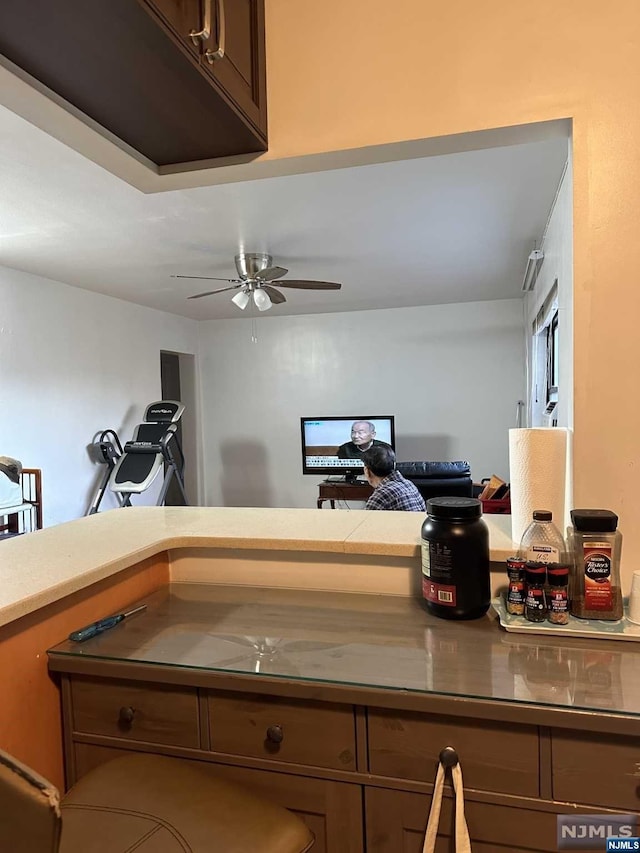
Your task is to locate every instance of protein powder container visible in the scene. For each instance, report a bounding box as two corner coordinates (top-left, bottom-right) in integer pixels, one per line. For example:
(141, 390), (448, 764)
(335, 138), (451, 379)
(421, 497), (490, 620)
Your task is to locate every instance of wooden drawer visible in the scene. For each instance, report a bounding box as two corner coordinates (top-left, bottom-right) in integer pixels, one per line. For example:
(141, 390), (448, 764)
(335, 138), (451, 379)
(70, 677), (200, 748)
(366, 787), (561, 852)
(207, 691), (356, 771)
(368, 709), (539, 797)
(551, 729), (640, 810)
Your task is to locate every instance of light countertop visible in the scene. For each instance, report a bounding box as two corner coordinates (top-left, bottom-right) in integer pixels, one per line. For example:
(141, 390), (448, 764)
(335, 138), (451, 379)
(0, 506), (514, 630)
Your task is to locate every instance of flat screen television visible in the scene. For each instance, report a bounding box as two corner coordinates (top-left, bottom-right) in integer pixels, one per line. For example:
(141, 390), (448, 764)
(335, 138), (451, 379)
(300, 415), (396, 480)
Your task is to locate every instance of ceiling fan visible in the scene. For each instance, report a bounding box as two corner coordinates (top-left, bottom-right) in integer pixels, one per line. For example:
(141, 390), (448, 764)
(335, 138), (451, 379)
(172, 252), (342, 311)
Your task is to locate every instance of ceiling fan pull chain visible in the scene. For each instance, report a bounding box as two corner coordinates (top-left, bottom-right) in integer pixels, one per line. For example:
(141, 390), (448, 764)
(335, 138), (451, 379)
(251, 317), (258, 343)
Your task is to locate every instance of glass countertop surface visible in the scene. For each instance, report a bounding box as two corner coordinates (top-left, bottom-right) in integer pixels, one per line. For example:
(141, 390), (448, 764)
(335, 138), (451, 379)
(48, 583), (640, 717)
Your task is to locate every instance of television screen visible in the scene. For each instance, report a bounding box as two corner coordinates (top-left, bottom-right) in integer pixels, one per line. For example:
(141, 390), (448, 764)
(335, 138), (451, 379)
(300, 416), (396, 477)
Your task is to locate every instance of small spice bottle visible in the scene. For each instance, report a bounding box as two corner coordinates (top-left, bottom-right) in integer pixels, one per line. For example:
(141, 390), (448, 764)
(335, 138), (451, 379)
(547, 564), (570, 625)
(524, 563), (547, 622)
(506, 557), (527, 615)
(569, 509), (623, 621)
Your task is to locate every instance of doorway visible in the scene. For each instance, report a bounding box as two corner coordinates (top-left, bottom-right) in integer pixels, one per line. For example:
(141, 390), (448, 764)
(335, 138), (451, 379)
(160, 351), (198, 505)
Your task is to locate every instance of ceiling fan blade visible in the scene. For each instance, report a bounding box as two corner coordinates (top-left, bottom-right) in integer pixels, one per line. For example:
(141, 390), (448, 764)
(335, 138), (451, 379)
(187, 285), (242, 299)
(262, 284), (287, 304)
(255, 265), (288, 282)
(172, 275), (240, 283)
(273, 280), (342, 290)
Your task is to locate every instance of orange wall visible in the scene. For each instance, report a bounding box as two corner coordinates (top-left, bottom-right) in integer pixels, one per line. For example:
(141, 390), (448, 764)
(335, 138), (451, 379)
(0, 555), (169, 789)
(265, 1), (640, 563)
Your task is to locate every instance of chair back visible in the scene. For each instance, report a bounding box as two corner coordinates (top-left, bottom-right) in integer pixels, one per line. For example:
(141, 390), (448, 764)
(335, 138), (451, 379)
(0, 748), (61, 853)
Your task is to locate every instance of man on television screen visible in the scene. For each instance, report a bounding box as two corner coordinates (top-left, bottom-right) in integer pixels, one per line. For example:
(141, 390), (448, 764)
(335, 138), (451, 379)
(337, 421), (392, 460)
(362, 446), (426, 512)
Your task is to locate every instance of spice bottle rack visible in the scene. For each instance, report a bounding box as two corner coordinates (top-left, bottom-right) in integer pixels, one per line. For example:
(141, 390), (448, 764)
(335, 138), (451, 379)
(491, 595), (640, 643)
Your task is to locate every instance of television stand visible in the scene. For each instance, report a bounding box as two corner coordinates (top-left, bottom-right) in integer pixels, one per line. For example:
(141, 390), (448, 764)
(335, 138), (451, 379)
(317, 480), (373, 509)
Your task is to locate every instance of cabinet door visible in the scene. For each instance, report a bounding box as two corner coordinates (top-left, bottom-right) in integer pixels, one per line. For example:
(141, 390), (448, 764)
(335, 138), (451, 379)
(143, 0), (202, 58)
(209, 762), (363, 853)
(366, 788), (560, 853)
(75, 744), (363, 852)
(201, 0), (267, 133)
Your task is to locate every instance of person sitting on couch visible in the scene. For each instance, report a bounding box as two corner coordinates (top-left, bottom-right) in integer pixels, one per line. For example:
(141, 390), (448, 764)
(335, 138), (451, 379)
(362, 446), (426, 512)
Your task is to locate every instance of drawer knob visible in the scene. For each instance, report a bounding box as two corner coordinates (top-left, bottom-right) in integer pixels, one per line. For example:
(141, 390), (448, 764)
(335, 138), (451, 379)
(118, 706), (136, 727)
(266, 724), (284, 744)
(439, 746), (459, 768)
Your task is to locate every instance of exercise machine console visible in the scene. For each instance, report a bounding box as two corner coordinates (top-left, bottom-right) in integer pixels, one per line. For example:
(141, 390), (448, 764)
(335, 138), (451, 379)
(87, 401), (188, 514)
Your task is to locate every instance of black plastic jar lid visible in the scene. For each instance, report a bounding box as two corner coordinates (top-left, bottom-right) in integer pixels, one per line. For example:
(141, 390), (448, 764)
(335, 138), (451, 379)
(426, 497), (482, 520)
(525, 566), (547, 583)
(533, 510), (553, 521)
(547, 565), (570, 585)
(570, 508), (618, 532)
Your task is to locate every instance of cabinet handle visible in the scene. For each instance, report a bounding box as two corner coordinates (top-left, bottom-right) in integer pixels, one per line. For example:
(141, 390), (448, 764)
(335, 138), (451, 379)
(266, 724), (284, 744)
(439, 746), (459, 767)
(205, 0), (226, 63)
(118, 706), (135, 727)
(189, 0), (211, 45)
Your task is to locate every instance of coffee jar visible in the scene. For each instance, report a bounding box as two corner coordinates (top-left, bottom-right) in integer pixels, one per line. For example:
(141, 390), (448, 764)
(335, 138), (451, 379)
(568, 509), (623, 621)
(421, 497), (490, 620)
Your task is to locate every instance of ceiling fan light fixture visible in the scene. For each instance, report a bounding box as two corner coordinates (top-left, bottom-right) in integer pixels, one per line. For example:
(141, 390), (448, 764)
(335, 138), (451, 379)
(231, 290), (250, 310)
(253, 288), (272, 311)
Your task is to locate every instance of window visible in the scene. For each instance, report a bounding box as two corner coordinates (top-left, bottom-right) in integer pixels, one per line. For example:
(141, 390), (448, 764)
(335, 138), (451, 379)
(547, 310), (559, 402)
(530, 280), (559, 427)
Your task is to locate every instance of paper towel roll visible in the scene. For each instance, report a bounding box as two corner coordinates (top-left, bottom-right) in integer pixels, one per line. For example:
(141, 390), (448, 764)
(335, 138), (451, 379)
(509, 428), (570, 547)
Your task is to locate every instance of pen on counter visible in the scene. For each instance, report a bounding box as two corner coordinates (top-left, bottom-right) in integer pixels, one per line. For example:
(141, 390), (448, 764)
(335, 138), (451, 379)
(68, 604), (147, 643)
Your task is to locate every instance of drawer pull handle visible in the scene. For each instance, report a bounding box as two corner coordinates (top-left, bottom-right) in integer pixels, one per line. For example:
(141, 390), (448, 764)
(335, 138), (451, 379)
(266, 724), (284, 744)
(189, 0), (211, 44)
(439, 746), (459, 767)
(204, 0), (226, 62)
(118, 706), (136, 727)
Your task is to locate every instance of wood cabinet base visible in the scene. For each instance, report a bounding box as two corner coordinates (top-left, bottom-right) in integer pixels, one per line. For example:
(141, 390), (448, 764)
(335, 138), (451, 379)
(56, 675), (639, 853)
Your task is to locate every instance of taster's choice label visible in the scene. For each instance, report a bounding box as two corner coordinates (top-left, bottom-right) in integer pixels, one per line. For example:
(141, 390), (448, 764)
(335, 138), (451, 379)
(583, 542), (613, 610)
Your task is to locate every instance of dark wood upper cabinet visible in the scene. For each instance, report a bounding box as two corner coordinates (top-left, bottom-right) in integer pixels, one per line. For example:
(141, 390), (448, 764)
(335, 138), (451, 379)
(0, 0), (267, 168)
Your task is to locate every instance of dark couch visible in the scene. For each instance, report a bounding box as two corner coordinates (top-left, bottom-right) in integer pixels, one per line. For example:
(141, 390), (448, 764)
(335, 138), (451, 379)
(396, 460), (473, 501)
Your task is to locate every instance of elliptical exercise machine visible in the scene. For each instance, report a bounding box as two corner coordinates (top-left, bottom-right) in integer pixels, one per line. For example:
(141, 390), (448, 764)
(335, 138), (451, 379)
(87, 401), (188, 514)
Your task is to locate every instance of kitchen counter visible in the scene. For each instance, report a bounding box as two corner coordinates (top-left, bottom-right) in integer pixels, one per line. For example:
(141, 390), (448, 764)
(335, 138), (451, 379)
(47, 581), (640, 852)
(49, 581), (640, 723)
(0, 506), (514, 629)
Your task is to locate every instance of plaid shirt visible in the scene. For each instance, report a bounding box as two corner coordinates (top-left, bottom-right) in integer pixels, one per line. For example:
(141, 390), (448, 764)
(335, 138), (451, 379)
(365, 470), (426, 512)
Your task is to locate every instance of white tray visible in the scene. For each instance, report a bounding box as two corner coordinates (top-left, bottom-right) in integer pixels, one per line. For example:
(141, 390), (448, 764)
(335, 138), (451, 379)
(491, 595), (640, 642)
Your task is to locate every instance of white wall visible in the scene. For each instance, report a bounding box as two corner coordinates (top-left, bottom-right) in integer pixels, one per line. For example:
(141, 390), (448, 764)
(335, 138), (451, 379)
(197, 299), (525, 508)
(525, 160), (573, 429)
(0, 266), (526, 521)
(0, 267), (198, 526)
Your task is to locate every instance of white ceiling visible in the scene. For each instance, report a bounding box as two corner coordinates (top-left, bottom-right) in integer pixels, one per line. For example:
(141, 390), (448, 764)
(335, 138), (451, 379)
(0, 103), (568, 321)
